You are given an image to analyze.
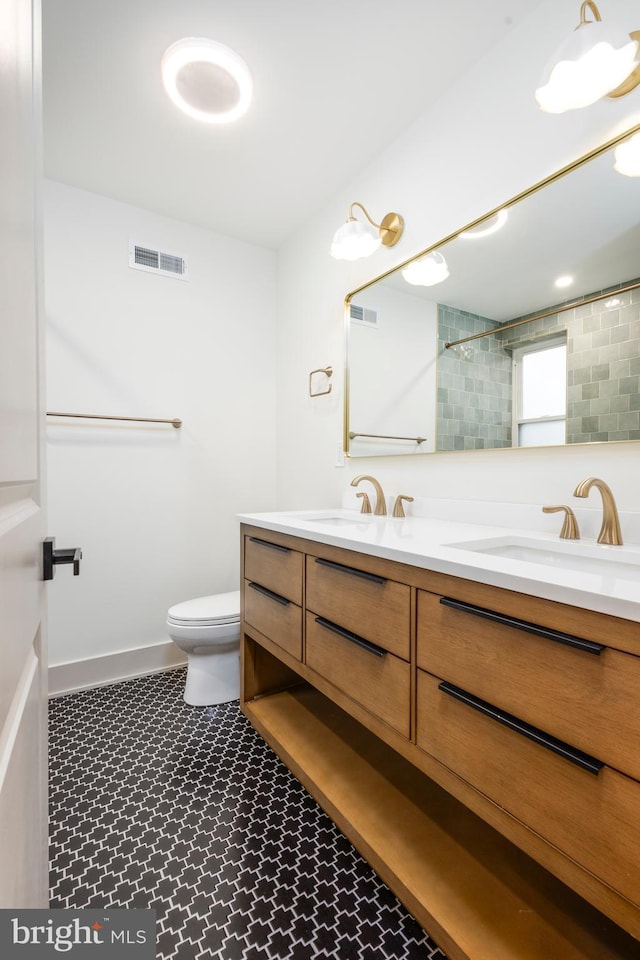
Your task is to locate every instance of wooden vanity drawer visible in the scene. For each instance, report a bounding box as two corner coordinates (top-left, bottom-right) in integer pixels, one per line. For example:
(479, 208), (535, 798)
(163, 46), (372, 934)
(243, 579), (302, 660)
(244, 535), (303, 604)
(416, 671), (640, 908)
(306, 555), (410, 659)
(305, 611), (410, 736)
(417, 589), (640, 781)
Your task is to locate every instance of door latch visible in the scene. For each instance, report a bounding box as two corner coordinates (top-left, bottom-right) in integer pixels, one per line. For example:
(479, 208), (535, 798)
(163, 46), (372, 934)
(43, 537), (82, 580)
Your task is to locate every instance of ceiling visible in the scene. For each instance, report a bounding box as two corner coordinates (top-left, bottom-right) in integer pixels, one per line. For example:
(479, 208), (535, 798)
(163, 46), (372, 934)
(42, 0), (535, 249)
(380, 137), (640, 322)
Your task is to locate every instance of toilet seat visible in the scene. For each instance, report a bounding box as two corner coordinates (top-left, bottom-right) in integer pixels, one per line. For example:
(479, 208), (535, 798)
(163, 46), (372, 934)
(167, 590), (240, 627)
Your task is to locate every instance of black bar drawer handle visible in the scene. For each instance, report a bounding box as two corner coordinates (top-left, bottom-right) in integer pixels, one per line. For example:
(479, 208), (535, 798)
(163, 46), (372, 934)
(438, 681), (603, 776)
(314, 616), (386, 657)
(314, 557), (386, 585)
(439, 597), (604, 656)
(249, 536), (291, 554)
(248, 582), (290, 606)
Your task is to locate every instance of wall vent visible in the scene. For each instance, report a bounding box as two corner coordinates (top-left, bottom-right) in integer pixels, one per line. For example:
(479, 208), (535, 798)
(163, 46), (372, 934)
(350, 303), (378, 327)
(129, 241), (188, 281)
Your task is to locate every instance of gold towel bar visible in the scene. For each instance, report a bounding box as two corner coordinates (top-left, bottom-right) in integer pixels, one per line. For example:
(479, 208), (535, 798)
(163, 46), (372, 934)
(47, 412), (182, 429)
(349, 432), (426, 444)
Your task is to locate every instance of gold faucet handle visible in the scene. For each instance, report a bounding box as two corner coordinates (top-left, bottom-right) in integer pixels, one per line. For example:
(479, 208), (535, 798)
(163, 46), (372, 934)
(392, 495), (414, 518)
(542, 505), (580, 540)
(356, 491), (372, 514)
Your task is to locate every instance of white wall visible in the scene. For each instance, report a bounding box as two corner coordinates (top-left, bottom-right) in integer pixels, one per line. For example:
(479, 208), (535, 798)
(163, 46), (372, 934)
(44, 181), (277, 671)
(276, 0), (640, 515)
(349, 286), (437, 456)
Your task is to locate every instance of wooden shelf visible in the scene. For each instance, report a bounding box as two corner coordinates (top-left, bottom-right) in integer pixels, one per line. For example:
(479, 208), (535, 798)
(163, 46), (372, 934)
(243, 684), (639, 960)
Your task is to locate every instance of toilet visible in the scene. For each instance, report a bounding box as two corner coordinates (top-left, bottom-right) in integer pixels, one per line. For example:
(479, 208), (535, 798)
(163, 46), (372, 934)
(167, 590), (241, 706)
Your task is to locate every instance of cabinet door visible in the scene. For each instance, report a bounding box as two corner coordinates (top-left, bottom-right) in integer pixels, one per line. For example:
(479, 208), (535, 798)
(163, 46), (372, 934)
(243, 580), (302, 660)
(417, 672), (640, 908)
(417, 590), (640, 780)
(244, 535), (303, 604)
(306, 555), (410, 659)
(306, 613), (410, 736)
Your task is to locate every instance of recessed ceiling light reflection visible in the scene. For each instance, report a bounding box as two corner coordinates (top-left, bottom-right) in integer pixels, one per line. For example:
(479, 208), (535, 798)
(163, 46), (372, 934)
(460, 209), (509, 239)
(554, 275), (574, 289)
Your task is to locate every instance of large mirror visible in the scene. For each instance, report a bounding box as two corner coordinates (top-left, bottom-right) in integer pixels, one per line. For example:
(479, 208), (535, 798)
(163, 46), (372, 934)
(344, 125), (640, 457)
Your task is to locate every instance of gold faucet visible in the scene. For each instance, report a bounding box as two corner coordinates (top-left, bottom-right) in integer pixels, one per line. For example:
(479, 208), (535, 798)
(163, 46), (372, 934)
(392, 494), (414, 518)
(351, 475), (387, 515)
(355, 491), (372, 514)
(542, 505), (580, 540)
(572, 477), (623, 545)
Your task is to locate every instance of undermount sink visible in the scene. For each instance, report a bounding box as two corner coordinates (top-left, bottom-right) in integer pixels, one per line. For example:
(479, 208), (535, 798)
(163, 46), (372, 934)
(447, 535), (640, 582)
(305, 516), (371, 526)
(286, 511), (374, 527)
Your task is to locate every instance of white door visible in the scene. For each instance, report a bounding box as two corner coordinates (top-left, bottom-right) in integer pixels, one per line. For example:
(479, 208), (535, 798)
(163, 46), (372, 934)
(0, 0), (48, 907)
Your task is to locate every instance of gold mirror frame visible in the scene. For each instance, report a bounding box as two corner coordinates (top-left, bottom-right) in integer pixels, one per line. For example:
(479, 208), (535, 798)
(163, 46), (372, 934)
(343, 121), (640, 457)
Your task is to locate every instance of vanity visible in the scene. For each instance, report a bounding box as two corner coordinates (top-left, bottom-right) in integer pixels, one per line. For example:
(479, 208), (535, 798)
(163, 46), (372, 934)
(239, 508), (640, 960)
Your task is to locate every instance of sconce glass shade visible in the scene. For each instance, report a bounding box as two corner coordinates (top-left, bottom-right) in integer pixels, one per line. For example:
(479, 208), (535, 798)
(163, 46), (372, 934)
(161, 38), (253, 123)
(614, 132), (640, 176)
(401, 251), (450, 287)
(535, 8), (639, 113)
(330, 203), (403, 260)
(330, 220), (381, 260)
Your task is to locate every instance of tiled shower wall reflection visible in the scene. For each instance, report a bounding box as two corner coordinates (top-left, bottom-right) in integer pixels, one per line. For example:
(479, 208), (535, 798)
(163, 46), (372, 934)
(436, 282), (640, 450)
(565, 285), (640, 443)
(436, 305), (511, 450)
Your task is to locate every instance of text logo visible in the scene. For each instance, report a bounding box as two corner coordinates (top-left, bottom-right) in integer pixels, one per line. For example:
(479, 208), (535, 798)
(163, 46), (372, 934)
(0, 910), (155, 958)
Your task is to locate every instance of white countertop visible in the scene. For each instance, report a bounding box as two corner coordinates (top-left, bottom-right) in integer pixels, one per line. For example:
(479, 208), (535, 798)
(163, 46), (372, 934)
(239, 508), (640, 624)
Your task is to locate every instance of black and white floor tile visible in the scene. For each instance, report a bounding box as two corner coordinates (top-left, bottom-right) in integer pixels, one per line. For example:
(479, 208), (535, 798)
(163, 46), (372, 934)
(49, 669), (448, 959)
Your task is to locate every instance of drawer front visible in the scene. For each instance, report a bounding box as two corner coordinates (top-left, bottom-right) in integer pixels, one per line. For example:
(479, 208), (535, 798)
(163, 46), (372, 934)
(305, 612), (410, 737)
(306, 555), (410, 659)
(244, 535), (303, 604)
(243, 579), (302, 660)
(416, 671), (640, 907)
(417, 590), (640, 781)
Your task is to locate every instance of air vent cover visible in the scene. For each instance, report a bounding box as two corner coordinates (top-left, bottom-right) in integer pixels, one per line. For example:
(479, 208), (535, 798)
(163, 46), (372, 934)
(129, 242), (188, 281)
(350, 303), (378, 327)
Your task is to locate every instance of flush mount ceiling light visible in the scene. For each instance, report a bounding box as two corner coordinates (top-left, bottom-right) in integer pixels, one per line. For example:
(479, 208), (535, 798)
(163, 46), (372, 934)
(555, 274), (574, 289)
(330, 202), (404, 261)
(161, 37), (253, 123)
(459, 209), (509, 239)
(614, 131), (640, 176)
(535, 1), (640, 113)
(401, 250), (450, 287)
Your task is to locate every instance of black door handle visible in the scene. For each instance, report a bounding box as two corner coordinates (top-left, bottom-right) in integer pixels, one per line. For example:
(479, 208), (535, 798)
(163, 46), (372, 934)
(43, 537), (82, 580)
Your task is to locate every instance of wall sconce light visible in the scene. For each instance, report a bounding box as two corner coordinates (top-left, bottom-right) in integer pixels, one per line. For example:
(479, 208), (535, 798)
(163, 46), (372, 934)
(614, 131), (640, 176)
(161, 38), (253, 123)
(330, 202), (404, 261)
(401, 250), (450, 287)
(535, 1), (640, 113)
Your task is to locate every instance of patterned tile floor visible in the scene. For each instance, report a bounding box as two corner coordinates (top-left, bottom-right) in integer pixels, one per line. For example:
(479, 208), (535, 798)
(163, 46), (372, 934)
(49, 669), (448, 960)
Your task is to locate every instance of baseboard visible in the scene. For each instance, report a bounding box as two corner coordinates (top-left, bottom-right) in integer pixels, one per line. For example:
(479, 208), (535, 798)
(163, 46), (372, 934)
(48, 641), (187, 697)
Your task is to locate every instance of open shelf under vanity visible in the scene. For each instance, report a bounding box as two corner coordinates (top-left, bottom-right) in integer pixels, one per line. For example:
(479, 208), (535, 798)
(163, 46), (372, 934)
(243, 670), (637, 960)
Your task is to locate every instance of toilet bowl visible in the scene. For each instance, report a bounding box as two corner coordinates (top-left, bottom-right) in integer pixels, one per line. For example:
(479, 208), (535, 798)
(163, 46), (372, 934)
(167, 590), (241, 706)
